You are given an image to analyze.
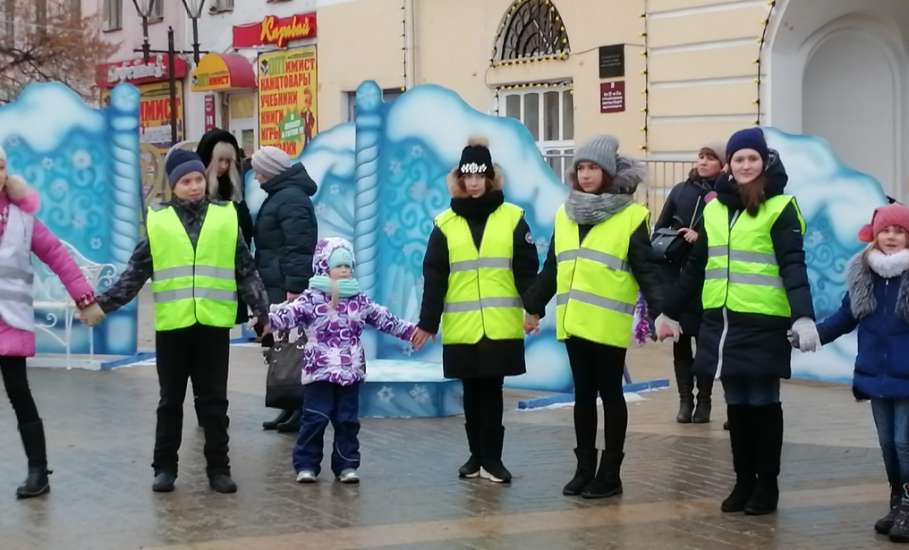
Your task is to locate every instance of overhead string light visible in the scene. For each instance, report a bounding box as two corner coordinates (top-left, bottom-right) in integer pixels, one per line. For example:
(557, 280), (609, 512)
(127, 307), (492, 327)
(640, 2), (649, 153)
(754, 1), (777, 125)
(400, 0), (407, 92)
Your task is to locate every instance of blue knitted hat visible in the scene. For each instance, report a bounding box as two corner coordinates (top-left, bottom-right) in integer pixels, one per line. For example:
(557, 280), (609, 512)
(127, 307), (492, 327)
(328, 247), (354, 269)
(165, 149), (206, 187)
(725, 127), (769, 165)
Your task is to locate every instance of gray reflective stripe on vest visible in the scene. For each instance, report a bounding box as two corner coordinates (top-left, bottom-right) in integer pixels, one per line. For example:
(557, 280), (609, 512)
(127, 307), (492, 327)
(0, 266), (33, 283)
(0, 288), (33, 305)
(705, 269), (783, 289)
(556, 249), (628, 272)
(154, 288), (238, 303)
(708, 246), (726, 258)
(449, 258), (512, 273)
(555, 289), (635, 315)
(729, 250), (777, 265)
(443, 296), (523, 313)
(154, 265), (235, 281)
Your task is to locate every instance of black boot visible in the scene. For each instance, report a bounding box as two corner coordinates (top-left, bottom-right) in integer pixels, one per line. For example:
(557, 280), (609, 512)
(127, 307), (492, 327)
(692, 376), (713, 424)
(745, 403), (782, 516)
(208, 472), (238, 494)
(721, 405), (755, 513)
(562, 448), (597, 496)
(262, 409), (293, 431)
(876, 483), (902, 534)
(152, 471), (176, 492)
(458, 423), (482, 479)
(581, 451), (623, 498)
(16, 420), (50, 499)
(479, 426), (511, 483)
(674, 361), (694, 424)
(891, 484), (909, 542)
(276, 409), (302, 433)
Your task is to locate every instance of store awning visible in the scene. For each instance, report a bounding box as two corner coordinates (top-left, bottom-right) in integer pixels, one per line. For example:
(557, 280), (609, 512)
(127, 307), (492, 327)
(191, 53), (256, 92)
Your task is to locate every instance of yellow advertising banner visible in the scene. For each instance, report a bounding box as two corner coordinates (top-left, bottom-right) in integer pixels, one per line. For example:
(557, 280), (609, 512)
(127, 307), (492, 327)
(102, 82), (185, 148)
(258, 46), (317, 157)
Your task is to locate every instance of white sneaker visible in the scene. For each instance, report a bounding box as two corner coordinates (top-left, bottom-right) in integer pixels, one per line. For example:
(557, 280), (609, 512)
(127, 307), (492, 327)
(296, 470), (317, 483)
(337, 468), (360, 484)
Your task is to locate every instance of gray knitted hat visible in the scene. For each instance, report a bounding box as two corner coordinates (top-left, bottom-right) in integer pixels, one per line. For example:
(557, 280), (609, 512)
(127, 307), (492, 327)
(252, 146), (292, 180)
(573, 135), (619, 177)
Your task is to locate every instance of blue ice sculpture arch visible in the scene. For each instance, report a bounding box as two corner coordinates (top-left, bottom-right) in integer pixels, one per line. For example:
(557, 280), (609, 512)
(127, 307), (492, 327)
(0, 82), (141, 356)
(765, 128), (888, 383)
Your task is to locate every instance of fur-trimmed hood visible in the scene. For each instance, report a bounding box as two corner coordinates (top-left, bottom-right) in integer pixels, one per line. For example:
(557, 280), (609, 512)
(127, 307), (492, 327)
(446, 163), (505, 198)
(847, 247), (909, 322)
(567, 155), (646, 195)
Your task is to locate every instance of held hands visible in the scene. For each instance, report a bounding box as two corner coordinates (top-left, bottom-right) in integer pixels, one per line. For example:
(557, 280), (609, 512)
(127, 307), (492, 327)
(678, 227), (699, 244)
(78, 303), (106, 327)
(655, 313), (683, 342)
(523, 313), (540, 335)
(790, 317), (820, 352)
(410, 327), (435, 351)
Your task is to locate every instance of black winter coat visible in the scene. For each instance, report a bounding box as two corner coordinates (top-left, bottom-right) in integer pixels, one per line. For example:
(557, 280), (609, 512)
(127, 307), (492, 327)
(665, 152), (814, 380)
(418, 190), (539, 379)
(654, 175), (715, 335)
(254, 163), (318, 304)
(524, 205), (664, 329)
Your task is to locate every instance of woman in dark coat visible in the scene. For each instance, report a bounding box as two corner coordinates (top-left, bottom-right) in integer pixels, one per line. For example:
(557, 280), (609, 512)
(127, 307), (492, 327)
(658, 128), (819, 516)
(653, 142), (725, 424)
(251, 146), (319, 432)
(196, 129), (255, 325)
(412, 138), (539, 484)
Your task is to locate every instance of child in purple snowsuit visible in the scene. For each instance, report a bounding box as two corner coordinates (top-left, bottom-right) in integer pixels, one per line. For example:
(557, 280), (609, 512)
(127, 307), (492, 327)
(268, 237), (418, 484)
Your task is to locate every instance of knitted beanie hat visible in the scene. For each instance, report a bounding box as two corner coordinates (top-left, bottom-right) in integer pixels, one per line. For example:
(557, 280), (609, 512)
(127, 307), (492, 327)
(165, 149), (205, 187)
(573, 135), (619, 177)
(725, 127), (769, 165)
(858, 203), (909, 242)
(328, 247), (354, 269)
(251, 146), (292, 180)
(458, 138), (495, 180)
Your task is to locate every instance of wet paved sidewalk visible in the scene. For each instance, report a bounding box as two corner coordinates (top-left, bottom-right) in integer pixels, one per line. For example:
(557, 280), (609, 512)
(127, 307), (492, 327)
(0, 298), (892, 549)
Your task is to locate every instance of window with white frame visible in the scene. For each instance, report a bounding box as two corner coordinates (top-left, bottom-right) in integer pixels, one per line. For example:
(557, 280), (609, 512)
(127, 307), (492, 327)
(102, 0), (121, 31)
(345, 89), (403, 122)
(500, 85), (574, 182)
(209, 0), (234, 12)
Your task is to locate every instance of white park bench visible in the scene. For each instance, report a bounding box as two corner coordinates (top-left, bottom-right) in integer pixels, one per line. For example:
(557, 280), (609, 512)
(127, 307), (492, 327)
(32, 240), (118, 365)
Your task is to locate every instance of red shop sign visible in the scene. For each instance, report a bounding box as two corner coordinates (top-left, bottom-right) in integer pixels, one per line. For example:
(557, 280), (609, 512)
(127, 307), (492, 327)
(600, 81), (625, 114)
(204, 95), (216, 132)
(233, 12), (317, 49)
(95, 55), (188, 89)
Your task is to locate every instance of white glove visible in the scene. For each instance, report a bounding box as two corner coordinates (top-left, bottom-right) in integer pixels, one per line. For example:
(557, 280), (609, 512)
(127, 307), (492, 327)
(791, 317), (820, 352)
(655, 314), (682, 343)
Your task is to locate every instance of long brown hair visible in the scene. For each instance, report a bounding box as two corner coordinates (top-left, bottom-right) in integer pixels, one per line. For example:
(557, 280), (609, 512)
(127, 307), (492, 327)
(738, 174), (766, 216)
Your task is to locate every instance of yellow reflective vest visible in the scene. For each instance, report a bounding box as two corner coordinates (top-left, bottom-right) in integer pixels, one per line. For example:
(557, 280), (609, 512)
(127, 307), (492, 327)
(554, 203), (649, 348)
(436, 202), (525, 344)
(147, 202), (238, 331)
(702, 194), (806, 317)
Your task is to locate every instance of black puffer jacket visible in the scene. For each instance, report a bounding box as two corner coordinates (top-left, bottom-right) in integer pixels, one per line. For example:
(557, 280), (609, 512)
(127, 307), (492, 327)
(654, 174), (715, 335)
(253, 163), (318, 304)
(418, 182), (539, 379)
(664, 151), (814, 380)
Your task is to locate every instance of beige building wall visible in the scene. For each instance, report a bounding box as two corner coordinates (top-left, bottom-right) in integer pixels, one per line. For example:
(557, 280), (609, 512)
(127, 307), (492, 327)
(645, 0), (769, 159)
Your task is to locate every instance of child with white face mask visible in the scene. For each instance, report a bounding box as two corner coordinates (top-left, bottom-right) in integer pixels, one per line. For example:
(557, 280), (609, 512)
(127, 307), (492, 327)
(814, 203), (909, 542)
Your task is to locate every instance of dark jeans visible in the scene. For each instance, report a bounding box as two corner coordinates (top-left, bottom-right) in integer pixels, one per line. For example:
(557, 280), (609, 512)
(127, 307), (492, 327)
(673, 335), (695, 364)
(721, 376), (780, 406)
(293, 381), (361, 476)
(565, 337), (628, 454)
(153, 324), (230, 476)
(871, 398), (909, 487)
(462, 376), (504, 431)
(1, 356), (40, 425)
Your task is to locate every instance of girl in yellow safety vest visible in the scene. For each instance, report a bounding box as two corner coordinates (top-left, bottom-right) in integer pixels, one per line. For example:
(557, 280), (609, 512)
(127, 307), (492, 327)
(657, 127), (819, 516)
(96, 150), (270, 495)
(524, 135), (664, 499)
(412, 137), (539, 484)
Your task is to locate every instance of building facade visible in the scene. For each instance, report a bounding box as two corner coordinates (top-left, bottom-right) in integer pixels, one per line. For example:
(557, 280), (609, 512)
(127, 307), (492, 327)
(85, 0), (909, 199)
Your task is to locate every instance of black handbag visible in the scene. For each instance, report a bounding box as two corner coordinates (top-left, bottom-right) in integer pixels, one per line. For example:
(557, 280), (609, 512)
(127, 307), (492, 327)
(264, 331), (307, 410)
(651, 196), (702, 264)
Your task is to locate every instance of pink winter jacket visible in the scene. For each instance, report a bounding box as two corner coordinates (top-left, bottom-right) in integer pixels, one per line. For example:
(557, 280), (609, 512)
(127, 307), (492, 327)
(0, 189), (94, 357)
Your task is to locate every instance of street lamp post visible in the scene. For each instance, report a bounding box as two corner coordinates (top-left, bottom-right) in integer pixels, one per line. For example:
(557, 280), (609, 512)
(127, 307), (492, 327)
(180, 0), (208, 64)
(131, 0), (156, 63)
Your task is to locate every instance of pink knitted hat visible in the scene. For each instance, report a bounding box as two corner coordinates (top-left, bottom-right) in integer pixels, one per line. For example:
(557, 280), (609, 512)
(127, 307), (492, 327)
(858, 203), (909, 242)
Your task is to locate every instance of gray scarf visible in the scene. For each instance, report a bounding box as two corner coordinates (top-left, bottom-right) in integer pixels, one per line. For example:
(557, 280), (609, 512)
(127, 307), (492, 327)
(565, 190), (633, 225)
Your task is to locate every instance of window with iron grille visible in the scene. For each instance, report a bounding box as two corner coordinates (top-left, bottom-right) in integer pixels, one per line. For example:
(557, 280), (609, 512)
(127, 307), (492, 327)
(499, 86), (574, 182)
(493, 0), (570, 62)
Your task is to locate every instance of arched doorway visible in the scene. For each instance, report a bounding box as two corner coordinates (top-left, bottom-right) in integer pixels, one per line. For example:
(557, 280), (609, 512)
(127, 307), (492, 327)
(766, 0), (909, 200)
